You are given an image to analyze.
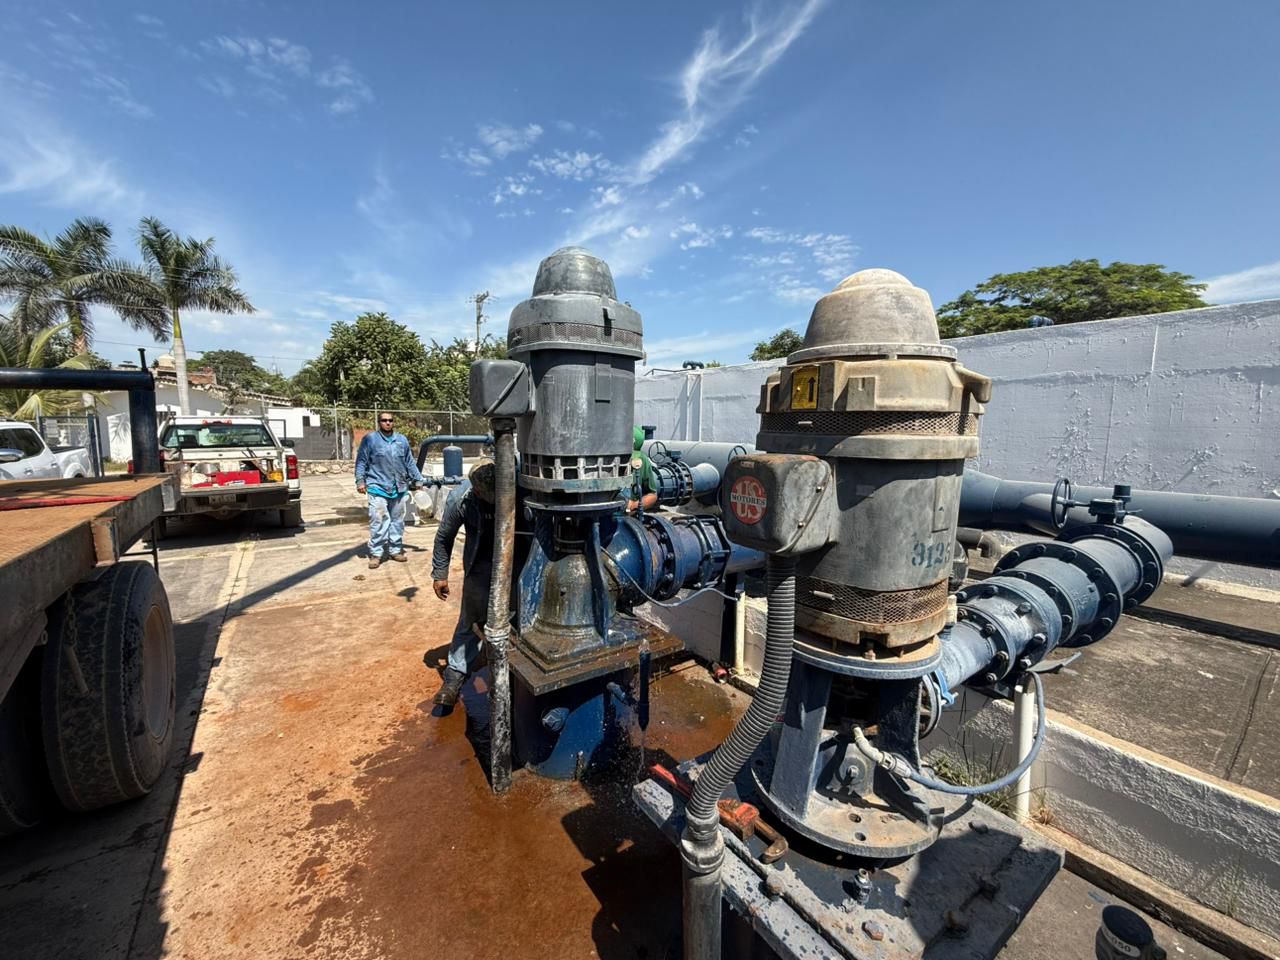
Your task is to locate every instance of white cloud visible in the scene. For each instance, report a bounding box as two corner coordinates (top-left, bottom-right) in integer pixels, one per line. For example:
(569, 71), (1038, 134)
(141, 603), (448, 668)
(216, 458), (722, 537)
(84, 72), (153, 119)
(733, 123), (760, 148)
(622, 225), (651, 240)
(670, 220), (733, 250)
(528, 149), (613, 180)
(134, 13), (164, 27)
(490, 174), (541, 205)
(0, 107), (140, 209)
(317, 59), (374, 114)
(1202, 261), (1280, 304)
(477, 122), (544, 158)
(592, 184), (625, 207)
(628, 0), (825, 184)
(746, 226), (857, 282)
(441, 140), (493, 172)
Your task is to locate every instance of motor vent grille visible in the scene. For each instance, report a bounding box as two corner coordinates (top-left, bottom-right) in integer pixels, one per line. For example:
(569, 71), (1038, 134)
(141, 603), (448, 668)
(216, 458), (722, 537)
(798, 576), (948, 625)
(760, 410), (978, 437)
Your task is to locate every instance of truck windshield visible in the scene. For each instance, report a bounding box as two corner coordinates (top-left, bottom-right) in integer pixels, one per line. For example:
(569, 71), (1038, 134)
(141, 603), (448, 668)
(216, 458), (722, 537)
(162, 423), (274, 449)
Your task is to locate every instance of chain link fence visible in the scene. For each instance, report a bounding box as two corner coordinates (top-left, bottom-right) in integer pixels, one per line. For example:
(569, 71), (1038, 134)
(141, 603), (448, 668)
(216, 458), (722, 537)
(296, 407), (492, 461)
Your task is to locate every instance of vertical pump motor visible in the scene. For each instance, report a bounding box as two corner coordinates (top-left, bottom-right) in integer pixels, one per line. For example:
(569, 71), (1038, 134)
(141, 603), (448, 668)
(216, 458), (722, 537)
(721, 268), (993, 856)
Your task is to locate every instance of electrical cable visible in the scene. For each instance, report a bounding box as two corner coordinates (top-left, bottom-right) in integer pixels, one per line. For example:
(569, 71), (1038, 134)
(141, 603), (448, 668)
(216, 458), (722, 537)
(852, 671), (1047, 797)
(602, 548), (741, 608)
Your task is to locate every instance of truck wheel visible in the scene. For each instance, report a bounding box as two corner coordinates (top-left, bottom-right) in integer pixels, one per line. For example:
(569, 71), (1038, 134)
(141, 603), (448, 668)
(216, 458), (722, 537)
(41, 562), (177, 812)
(280, 502), (304, 528)
(0, 652), (53, 835)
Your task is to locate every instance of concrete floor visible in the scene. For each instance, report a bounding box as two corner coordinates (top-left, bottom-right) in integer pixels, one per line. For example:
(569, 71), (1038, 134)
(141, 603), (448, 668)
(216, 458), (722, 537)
(0, 490), (1238, 960)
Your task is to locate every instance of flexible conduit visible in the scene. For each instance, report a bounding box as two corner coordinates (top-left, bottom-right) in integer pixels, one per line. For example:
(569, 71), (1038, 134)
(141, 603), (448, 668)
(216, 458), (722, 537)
(681, 555), (795, 960)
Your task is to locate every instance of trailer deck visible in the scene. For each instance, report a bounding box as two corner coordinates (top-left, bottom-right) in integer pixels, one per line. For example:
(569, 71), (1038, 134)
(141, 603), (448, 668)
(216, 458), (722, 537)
(0, 474), (172, 700)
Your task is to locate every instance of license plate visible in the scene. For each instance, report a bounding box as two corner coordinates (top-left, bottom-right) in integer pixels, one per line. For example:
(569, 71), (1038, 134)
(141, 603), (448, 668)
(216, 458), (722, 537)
(209, 494), (237, 505)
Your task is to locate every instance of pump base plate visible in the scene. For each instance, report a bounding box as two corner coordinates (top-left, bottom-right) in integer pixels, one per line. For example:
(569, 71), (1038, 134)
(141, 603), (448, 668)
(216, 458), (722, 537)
(509, 622), (682, 695)
(634, 756), (1062, 960)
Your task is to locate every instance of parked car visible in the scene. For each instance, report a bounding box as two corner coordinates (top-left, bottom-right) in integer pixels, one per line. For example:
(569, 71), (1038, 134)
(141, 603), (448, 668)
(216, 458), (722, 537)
(153, 415), (302, 532)
(0, 420), (91, 479)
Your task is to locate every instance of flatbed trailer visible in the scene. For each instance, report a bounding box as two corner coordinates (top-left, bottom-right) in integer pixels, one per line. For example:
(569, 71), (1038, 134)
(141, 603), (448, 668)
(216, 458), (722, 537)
(0, 366), (177, 835)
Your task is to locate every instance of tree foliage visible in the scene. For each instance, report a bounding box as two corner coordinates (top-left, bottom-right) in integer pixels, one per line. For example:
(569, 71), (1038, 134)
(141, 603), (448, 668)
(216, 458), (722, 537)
(936, 259), (1208, 338)
(297, 313), (506, 411)
(0, 320), (99, 419)
(197, 349), (292, 396)
(116, 218), (255, 414)
(0, 217), (169, 353)
(750, 328), (804, 361)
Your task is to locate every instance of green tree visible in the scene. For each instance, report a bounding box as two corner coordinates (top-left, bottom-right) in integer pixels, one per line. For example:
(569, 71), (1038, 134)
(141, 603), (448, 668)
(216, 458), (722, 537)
(420, 335), (506, 410)
(305, 312), (433, 408)
(937, 259), (1208, 338)
(0, 319), (99, 419)
(197, 348), (292, 396)
(116, 218), (255, 415)
(0, 217), (169, 353)
(750, 328), (804, 361)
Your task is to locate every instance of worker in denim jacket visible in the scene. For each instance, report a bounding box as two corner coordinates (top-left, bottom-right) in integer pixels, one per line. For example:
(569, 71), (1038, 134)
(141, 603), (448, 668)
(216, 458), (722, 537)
(354, 413), (424, 568)
(430, 460), (495, 709)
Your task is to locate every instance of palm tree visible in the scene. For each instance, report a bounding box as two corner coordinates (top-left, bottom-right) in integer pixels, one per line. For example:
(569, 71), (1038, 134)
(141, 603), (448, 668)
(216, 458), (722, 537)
(119, 218), (255, 415)
(0, 218), (169, 353)
(0, 319), (99, 419)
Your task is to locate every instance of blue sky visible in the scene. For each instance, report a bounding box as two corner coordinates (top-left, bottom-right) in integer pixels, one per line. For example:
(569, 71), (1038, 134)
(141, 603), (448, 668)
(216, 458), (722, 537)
(1, 0), (1278, 374)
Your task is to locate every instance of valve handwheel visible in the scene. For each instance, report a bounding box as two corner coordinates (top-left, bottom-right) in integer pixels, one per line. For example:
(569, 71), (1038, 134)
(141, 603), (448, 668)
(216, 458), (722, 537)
(1050, 477), (1076, 531)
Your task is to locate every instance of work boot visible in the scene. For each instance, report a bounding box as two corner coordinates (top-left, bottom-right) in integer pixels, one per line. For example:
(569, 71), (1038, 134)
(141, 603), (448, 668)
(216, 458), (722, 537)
(433, 668), (467, 708)
(390, 553), (407, 563)
(368, 555), (382, 569)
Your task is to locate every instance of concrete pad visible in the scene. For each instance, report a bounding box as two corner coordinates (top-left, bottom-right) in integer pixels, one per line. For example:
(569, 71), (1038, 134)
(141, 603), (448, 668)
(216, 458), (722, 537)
(1042, 615), (1278, 795)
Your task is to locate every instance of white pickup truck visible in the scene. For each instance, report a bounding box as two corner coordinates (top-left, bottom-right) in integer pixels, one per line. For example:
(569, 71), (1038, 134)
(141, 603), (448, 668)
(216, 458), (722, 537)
(0, 419), (93, 479)
(156, 415), (302, 531)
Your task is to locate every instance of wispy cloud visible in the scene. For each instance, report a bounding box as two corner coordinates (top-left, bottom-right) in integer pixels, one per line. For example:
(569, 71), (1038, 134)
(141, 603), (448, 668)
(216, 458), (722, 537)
(490, 174), (541, 205)
(84, 72), (153, 119)
(745, 226), (857, 282)
(0, 103), (141, 209)
(528, 149), (613, 180)
(670, 220), (733, 250)
(199, 75), (236, 98)
(317, 59), (374, 114)
(204, 36), (374, 114)
(477, 122), (544, 158)
(628, 0), (825, 184)
(643, 326), (772, 365)
(1202, 261), (1280, 304)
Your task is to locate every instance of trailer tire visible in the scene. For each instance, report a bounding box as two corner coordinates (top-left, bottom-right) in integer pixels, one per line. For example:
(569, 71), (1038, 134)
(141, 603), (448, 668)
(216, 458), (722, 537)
(280, 502), (303, 528)
(41, 562), (176, 812)
(0, 651), (53, 836)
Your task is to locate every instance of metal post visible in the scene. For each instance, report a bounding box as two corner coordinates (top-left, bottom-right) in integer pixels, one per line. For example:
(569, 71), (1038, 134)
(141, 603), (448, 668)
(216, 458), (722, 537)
(485, 419), (518, 793)
(1012, 678), (1037, 822)
(333, 404), (340, 460)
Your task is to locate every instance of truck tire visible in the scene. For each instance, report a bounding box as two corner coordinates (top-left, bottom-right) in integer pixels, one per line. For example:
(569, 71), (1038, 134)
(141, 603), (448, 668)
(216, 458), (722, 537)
(41, 562), (177, 812)
(280, 502), (304, 528)
(0, 652), (53, 836)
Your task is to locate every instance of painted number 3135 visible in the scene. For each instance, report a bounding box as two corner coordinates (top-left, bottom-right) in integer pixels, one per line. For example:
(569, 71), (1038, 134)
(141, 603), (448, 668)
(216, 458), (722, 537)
(911, 541), (950, 568)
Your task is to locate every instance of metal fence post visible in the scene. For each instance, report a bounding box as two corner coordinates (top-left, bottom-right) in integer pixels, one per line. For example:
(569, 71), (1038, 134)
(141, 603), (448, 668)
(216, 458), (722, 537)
(333, 404), (340, 460)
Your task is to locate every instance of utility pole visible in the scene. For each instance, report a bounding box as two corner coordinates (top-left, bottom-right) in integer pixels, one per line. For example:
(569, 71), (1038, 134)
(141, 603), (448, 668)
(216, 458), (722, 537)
(468, 291), (493, 356)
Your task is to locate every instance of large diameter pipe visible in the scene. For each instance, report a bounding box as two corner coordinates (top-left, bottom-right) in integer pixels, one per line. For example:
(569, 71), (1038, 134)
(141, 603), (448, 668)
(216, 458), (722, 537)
(960, 468), (1280, 569)
(127, 384), (161, 474)
(0, 367), (156, 391)
(484, 420), (518, 794)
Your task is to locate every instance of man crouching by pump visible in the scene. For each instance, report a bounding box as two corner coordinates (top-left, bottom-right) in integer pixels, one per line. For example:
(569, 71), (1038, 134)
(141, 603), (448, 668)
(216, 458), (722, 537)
(430, 460), (496, 709)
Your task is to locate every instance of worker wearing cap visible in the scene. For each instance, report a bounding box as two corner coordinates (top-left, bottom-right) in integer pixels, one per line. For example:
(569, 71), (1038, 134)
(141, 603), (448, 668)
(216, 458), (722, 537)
(354, 413), (425, 569)
(430, 460), (496, 709)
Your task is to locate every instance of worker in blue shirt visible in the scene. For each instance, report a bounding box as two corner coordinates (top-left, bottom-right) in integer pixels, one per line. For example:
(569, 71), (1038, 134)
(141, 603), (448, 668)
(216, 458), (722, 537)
(430, 461), (495, 709)
(354, 412), (425, 568)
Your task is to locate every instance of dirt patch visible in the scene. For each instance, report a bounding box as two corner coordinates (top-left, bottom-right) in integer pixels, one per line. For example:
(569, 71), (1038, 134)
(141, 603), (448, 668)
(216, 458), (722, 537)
(153, 560), (746, 960)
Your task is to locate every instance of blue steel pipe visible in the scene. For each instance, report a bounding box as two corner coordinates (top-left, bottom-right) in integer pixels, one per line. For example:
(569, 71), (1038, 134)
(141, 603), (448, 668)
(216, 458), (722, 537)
(604, 513), (764, 606)
(933, 515), (1173, 692)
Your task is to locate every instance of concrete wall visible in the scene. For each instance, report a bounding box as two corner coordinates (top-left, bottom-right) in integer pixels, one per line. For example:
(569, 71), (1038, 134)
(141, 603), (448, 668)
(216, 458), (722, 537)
(636, 300), (1280, 499)
(927, 700), (1280, 940)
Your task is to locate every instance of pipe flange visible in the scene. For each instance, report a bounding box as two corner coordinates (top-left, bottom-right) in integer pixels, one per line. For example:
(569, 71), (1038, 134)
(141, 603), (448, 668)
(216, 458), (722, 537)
(991, 546), (1078, 637)
(1059, 522), (1165, 608)
(953, 577), (1059, 675)
(640, 514), (678, 597)
(1005, 541), (1121, 647)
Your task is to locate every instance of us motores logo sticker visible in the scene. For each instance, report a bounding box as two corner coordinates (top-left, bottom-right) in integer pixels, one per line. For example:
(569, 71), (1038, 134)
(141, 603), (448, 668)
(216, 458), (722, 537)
(729, 476), (768, 525)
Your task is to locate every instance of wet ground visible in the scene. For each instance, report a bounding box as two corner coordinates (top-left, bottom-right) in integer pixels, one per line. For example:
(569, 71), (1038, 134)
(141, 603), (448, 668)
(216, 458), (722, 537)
(0, 509), (1236, 960)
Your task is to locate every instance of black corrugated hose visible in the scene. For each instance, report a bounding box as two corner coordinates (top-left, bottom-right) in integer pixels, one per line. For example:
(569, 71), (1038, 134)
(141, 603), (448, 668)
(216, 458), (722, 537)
(680, 554), (796, 960)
